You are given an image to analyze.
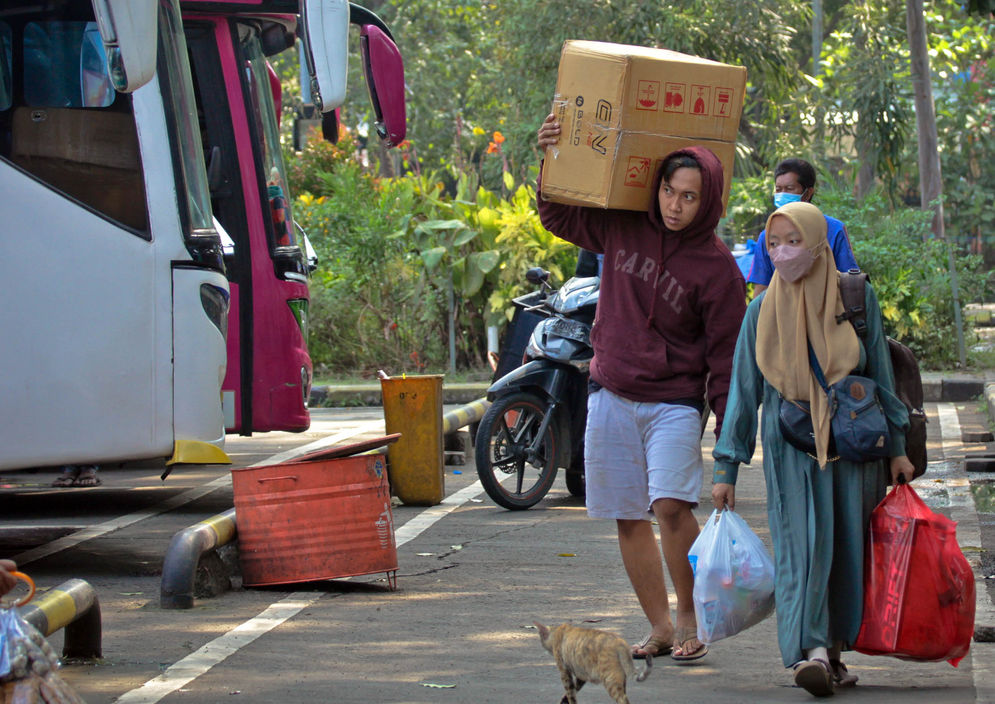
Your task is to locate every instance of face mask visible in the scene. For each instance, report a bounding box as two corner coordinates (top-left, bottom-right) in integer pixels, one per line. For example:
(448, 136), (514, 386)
(770, 244), (817, 283)
(773, 192), (802, 209)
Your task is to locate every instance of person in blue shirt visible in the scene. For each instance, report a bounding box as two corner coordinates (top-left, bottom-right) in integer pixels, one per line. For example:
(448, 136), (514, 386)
(748, 158), (857, 296)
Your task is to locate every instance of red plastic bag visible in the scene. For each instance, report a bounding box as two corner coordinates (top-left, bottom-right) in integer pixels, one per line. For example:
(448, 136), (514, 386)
(854, 481), (975, 666)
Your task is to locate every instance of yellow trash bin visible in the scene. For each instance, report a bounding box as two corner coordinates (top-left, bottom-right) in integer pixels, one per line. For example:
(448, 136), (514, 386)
(380, 375), (444, 506)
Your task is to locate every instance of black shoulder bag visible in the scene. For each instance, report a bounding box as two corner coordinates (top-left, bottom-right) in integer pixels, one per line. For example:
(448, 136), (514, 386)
(778, 345), (891, 462)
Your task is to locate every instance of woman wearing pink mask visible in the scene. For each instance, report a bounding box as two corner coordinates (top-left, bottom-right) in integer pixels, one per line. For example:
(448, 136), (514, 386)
(711, 201), (914, 697)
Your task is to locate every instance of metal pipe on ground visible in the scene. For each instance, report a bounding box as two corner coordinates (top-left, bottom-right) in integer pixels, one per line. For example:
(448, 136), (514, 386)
(160, 508), (237, 609)
(442, 398), (490, 435)
(19, 578), (102, 659)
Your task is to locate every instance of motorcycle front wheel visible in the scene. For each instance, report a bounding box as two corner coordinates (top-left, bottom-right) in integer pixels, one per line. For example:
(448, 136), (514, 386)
(475, 392), (560, 510)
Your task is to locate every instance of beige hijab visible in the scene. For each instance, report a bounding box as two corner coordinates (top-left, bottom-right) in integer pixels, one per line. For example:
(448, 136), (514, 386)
(756, 201), (860, 467)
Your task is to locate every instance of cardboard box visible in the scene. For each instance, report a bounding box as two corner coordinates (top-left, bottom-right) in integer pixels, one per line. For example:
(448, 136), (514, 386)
(541, 41), (747, 212)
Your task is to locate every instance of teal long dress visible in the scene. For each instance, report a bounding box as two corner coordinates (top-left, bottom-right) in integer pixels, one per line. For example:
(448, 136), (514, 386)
(712, 282), (909, 668)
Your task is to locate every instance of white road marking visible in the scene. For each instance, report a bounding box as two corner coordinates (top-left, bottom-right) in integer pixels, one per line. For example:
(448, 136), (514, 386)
(110, 435), (485, 703)
(13, 420), (387, 566)
(13, 476), (231, 566)
(394, 481), (485, 547)
(112, 594), (322, 704)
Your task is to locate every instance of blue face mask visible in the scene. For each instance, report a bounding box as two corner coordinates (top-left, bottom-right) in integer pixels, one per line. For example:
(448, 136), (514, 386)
(773, 192), (803, 209)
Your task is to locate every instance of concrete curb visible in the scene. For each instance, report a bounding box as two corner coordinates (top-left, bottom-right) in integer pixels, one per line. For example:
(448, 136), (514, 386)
(310, 382), (491, 407)
(309, 374), (990, 408)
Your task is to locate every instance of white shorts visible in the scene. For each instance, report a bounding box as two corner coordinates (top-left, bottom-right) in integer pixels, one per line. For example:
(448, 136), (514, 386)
(584, 387), (704, 520)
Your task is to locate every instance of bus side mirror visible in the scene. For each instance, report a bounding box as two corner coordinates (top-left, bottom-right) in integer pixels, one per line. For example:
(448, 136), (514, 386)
(300, 0), (349, 113)
(91, 0), (158, 92)
(359, 24), (406, 147)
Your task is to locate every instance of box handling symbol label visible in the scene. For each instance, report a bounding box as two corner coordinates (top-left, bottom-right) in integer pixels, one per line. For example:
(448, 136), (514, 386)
(624, 156), (652, 188)
(691, 85), (711, 115)
(664, 83), (685, 112)
(636, 80), (660, 110)
(714, 88), (733, 117)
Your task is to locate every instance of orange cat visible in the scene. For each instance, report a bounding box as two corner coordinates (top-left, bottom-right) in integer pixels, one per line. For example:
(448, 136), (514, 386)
(535, 622), (651, 704)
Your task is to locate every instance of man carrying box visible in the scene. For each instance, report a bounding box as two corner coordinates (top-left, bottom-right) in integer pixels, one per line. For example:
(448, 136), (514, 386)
(536, 114), (746, 663)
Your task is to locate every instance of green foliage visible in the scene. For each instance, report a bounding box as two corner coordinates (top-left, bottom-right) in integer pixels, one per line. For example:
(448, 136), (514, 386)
(816, 0), (913, 196)
(720, 175), (770, 243)
(291, 144), (575, 374)
(280, 0), (995, 374)
(928, 4), (995, 247)
(815, 182), (993, 368)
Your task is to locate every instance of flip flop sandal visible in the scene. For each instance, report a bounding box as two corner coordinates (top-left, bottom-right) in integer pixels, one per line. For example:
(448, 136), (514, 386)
(52, 469), (80, 487)
(671, 626), (708, 663)
(631, 633), (672, 660)
(73, 469), (102, 487)
(794, 658), (835, 697)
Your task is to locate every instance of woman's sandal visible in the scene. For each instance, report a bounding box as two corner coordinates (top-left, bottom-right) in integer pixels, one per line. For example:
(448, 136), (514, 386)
(671, 625), (708, 663)
(631, 633), (672, 660)
(793, 658), (835, 697)
(829, 659), (858, 687)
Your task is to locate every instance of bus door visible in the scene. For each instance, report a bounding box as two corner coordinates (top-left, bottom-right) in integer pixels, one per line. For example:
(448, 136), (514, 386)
(184, 14), (311, 435)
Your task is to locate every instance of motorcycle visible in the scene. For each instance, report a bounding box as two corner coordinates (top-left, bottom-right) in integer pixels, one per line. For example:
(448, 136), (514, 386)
(475, 267), (598, 509)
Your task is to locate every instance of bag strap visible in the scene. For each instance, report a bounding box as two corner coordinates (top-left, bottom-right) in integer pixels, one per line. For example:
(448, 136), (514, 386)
(837, 269), (869, 339)
(808, 343), (829, 392)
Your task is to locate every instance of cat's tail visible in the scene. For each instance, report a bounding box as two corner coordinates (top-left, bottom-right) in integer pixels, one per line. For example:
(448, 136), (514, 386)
(635, 653), (652, 682)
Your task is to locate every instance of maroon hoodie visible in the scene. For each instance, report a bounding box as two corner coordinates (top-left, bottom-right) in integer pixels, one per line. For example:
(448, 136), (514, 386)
(537, 146), (746, 437)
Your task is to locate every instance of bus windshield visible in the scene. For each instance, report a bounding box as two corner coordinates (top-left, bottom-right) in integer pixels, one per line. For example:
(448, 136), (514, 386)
(158, 0), (214, 235)
(241, 27), (298, 251)
(23, 21), (114, 108)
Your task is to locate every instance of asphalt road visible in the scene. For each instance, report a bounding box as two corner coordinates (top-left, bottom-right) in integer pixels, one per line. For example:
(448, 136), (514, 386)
(1, 403), (993, 704)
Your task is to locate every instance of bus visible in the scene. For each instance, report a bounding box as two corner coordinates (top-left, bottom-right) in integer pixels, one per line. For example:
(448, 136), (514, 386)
(180, 0), (407, 435)
(0, 0), (237, 471)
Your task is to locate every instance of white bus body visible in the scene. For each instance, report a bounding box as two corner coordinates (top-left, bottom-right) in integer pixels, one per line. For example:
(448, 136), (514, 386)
(0, 0), (230, 471)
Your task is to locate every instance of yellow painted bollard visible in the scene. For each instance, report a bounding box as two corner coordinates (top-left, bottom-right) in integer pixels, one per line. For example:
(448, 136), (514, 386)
(380, 375), (444, 505)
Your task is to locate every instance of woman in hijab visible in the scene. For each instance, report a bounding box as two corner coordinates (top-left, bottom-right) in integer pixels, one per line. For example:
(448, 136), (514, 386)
(711, 201), (914, 697)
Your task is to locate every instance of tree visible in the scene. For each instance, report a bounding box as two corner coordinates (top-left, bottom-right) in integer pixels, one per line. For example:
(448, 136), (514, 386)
(907, 0), (967, 365)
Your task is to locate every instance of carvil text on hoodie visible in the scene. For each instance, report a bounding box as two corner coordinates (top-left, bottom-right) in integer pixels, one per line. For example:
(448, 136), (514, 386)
(536, 146), (747, 438)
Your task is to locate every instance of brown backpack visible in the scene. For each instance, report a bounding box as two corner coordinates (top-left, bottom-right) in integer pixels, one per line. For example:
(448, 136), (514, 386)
(838, 271), (928, 479)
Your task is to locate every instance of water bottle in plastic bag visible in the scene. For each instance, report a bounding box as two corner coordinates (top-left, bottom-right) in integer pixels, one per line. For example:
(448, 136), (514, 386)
(688, 509), (775, 644)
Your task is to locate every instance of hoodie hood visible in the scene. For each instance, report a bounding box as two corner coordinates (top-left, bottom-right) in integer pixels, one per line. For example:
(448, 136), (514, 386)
(643, 146), (726, 328)
(648, 145), (725, 245)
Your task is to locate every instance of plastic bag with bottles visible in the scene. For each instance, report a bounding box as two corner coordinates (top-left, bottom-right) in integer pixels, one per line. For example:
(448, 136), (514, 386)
(688, 509), (776, 644)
